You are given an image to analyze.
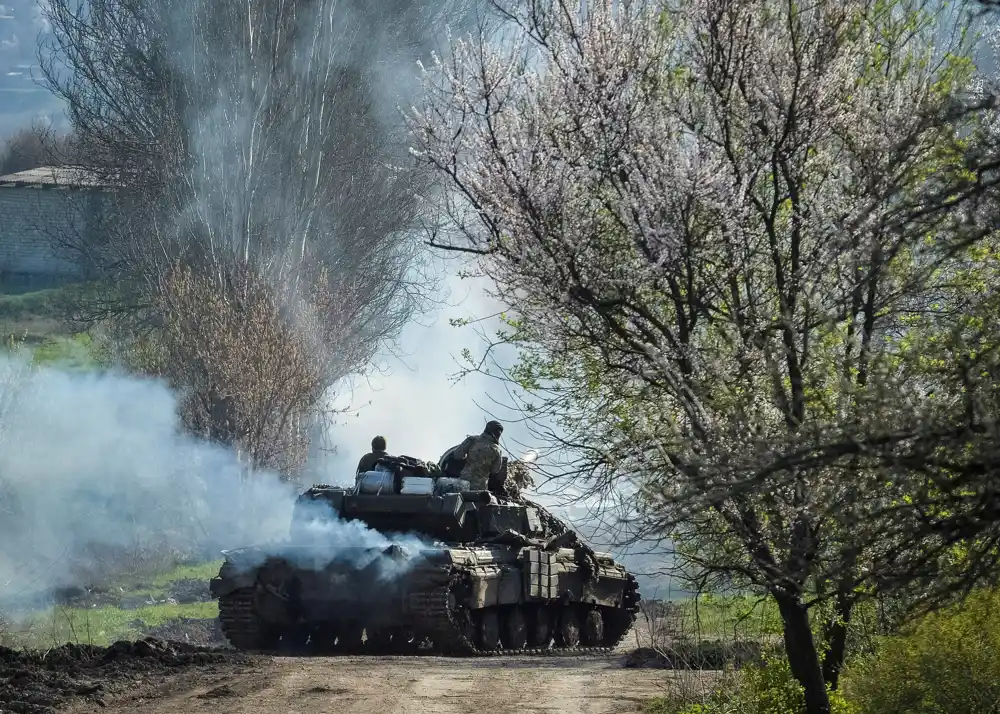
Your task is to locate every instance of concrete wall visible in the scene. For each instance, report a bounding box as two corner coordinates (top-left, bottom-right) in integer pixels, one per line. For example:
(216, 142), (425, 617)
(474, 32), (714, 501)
(0, 185), (103, 279)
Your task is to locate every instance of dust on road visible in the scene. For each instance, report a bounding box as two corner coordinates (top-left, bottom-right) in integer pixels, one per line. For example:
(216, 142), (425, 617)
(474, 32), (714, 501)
(78, 654), (673, 714)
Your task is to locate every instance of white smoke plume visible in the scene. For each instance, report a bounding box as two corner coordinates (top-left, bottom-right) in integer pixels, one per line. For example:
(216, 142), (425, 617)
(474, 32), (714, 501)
(0, 350), (422, 609)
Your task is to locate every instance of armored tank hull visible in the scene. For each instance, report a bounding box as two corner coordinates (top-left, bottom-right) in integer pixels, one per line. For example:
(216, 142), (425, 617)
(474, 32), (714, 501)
(210, 465), (641, 656)
(212, 541), (638, 655)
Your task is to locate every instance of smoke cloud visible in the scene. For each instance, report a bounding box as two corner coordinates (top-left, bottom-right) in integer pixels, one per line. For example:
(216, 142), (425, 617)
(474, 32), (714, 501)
(0, 351), (420, 610)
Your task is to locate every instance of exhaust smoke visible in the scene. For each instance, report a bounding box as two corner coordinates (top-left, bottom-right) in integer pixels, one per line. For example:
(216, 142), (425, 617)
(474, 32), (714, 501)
(0, 352), (428, 613)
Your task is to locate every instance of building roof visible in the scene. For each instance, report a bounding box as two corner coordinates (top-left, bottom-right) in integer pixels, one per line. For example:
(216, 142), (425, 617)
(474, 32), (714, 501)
(0, 166), (108, 189)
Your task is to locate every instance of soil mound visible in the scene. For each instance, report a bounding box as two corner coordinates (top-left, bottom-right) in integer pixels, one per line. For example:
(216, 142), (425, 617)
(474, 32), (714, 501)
(0, 637), (249, 714)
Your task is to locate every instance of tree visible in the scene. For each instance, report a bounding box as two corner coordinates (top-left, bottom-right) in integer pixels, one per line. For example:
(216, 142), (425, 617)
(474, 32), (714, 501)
(409, 1), (1000, 711)
(0, 123), (75, 175)
(36, 0), (480, 470)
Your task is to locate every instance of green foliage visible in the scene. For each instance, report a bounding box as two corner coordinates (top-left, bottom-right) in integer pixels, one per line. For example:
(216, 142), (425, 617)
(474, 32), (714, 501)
(0, 284), (102, 369)
(675, 594), (784, 639)
(29, 333), (98, 369)
(1, 560), (223, 649)
(645, 658), (858, 714)
(108, 559), (224, 599)
(844, 589), (1000, 714)
(0, 287), (67, 321)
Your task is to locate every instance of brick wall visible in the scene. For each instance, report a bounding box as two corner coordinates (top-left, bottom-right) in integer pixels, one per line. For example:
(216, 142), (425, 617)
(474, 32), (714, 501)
(0, 185), (103, 277)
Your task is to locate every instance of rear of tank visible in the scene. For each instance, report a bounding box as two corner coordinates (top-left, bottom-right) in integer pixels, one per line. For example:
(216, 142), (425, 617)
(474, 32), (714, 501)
(208, 478), (460, 649)
(210, 540), (450, 637)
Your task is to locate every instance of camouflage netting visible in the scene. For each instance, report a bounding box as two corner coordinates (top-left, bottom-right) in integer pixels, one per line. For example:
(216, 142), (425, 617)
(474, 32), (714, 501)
(503, 459), (536, 500)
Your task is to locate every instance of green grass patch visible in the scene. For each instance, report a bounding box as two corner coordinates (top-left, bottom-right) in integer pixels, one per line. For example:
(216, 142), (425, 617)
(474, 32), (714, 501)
(0, 287), (67, 322)
(669, 594), (784, 639)
(0, 285), (104, 368)
(106, 559), (223, 599)
(148, 561), (223, 590)
(7, 601), (219, 649)
(29, 333), (98, 369)
(644, 697), (679, 714)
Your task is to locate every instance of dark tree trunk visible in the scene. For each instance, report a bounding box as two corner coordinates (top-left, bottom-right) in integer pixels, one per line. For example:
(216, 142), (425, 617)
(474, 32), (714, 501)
(208, 389), (236, 445)
(774, 592), (831, 714)
(821, 592), (854, 690)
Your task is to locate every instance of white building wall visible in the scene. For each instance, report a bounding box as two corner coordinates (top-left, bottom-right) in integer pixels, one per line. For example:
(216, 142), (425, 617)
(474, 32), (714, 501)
(0, 185), (98, 277)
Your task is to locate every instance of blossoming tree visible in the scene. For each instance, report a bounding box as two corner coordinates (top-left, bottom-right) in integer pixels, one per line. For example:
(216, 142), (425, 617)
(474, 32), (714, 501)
(410, 0), (1000, 711)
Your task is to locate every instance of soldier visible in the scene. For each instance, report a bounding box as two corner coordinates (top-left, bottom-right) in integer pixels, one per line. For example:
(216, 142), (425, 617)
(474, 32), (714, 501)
(356, 435), (388, 474)
(441, 420), (505, 492)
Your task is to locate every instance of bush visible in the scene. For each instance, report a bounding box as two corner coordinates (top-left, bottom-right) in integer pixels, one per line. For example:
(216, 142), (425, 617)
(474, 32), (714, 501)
(645, 656), (856, 714)
(843, 588), (1000, 714)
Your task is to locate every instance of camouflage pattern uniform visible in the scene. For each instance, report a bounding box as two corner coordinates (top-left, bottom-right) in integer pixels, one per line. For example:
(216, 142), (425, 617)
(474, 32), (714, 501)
(459, 433), (503, 491)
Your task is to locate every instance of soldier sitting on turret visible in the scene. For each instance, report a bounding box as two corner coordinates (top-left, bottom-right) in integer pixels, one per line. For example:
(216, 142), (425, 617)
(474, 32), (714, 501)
(356, 435), (388, 474)
(440, 420), (505, 492)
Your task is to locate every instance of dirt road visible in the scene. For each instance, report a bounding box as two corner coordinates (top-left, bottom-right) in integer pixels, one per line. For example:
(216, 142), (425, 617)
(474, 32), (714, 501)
(83, 654), (672, 714)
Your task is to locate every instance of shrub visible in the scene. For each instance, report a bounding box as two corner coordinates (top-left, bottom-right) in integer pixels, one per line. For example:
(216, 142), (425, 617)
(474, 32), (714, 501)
(645, 656), (857, 714)
(843, 588), (1000, 714)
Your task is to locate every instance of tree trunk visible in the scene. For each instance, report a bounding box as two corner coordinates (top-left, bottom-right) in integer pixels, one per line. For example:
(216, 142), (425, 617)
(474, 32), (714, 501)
(207, 389), (236, 445)
(774, 592), (831, 714)
(821, 592), (854, 690)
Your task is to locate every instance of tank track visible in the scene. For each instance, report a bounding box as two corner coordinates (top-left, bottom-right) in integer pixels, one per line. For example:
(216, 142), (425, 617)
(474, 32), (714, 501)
(218, 588), (275, 651)
(217, 564), (640, 657)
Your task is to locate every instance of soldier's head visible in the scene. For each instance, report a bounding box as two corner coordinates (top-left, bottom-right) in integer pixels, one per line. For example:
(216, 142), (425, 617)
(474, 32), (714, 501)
(484, 420), (503, 441)
(372, 435), (386, 452)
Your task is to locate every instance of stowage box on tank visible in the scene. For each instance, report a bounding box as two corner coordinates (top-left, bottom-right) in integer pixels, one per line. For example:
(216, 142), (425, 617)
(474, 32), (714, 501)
(209, 456), (640, 656)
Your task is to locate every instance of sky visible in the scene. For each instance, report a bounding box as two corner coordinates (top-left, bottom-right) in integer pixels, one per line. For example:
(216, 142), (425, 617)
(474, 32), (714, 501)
(0, 0), (64, 138)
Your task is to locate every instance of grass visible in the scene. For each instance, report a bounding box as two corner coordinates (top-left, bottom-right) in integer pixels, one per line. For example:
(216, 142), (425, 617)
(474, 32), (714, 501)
(30, 333), (98, 369)
(124, 560), (223, 598)
(0, 283), (102, 369)
(66, 558), (224, 599)
(674, 594), (784, 638)
(640, 593), (784, 642)
(644, 697), (684, 714)
(7, 601), (219, 649)
(0, 286), (68, 322)
(0, 559), (224, 649)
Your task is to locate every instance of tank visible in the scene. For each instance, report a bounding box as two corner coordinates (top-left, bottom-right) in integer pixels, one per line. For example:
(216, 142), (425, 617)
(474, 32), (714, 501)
(209, 455), (640, 656)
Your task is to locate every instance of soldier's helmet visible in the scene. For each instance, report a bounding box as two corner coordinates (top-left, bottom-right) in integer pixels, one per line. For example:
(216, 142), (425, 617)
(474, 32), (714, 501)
(484, 420), (503, 439)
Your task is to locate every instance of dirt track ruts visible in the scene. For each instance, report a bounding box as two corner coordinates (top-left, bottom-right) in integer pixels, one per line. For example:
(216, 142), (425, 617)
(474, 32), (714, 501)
(71, 654), (672, 714)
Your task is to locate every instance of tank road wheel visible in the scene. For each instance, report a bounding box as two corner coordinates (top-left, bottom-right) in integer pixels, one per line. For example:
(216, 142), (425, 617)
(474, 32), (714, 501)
(557, 608), (581, 648)
(310, 625), (339, 654)
(279, 626), (314, 654)
(477, 609), (501, 650)
(531, 607), (553, 648)
(502, 607), (528, 650)
(582, 608), (605, 645)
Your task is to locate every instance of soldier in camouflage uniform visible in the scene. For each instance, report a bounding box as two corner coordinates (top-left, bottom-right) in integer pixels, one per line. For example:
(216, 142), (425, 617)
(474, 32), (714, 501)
(442, 420), (505, 492)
